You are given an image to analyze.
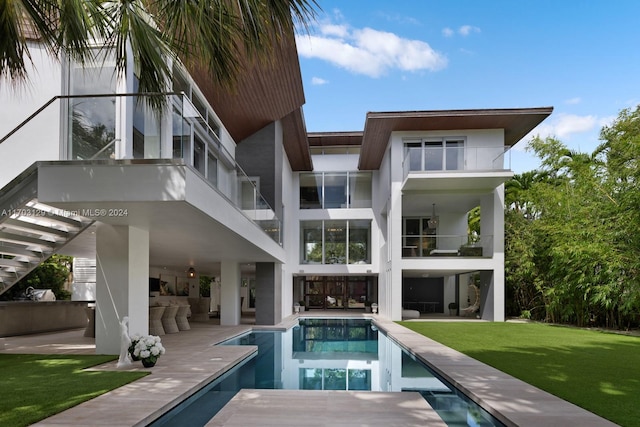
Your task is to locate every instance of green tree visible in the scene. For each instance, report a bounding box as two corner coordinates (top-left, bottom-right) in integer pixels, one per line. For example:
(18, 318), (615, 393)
(1, 1), (319, 110)
(505, 116), (640, 328)
(1, 255), (73, 301)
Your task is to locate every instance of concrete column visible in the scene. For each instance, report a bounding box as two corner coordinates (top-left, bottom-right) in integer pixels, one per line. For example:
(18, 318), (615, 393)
(220, 261), (241, 325)
(95, 224), (149, 354)
(255, 262), (282, 325)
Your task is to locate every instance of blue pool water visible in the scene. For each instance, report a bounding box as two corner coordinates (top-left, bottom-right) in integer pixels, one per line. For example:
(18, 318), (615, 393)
(151, 319), (503, 426)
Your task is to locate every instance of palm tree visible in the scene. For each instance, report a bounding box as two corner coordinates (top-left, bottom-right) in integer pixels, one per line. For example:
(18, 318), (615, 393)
(0, 0), (318, 109)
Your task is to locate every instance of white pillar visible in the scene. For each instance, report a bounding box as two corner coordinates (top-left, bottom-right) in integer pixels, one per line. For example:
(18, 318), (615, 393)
(95, 224), (149, 354)
(220, 261), (241, 325)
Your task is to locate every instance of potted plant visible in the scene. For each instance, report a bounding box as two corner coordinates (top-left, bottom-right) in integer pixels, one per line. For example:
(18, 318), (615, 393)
(298, 300), (306, 312)
(448, 302), (458, 316)
(129, 334), (166, 368)
(364, 301), (372, 313)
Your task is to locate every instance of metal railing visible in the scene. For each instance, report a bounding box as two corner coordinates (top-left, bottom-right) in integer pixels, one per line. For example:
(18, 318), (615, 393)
(0, 92), (281, 244)
(403, 146), (511, 178)
(401, 234), (493, 258)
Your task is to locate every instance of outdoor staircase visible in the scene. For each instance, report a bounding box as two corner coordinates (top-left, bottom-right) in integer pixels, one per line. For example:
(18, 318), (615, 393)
(0, 166), (94, 296)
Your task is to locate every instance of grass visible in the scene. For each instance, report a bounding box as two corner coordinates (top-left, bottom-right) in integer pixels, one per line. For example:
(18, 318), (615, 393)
(398, 322), (640, 427)
(0, 354), (148, 427)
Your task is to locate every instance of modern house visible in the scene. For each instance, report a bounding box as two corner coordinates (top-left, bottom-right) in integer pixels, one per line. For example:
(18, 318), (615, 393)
(0, 33), (552, 353)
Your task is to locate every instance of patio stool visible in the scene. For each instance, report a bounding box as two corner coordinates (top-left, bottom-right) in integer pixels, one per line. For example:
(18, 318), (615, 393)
(149, 306), (166, 335)
(161, 305), (180, 334)
(176, 305), (191, 331)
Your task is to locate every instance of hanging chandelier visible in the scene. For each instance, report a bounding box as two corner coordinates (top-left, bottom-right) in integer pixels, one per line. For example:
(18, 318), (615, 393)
(427, 203), (438, 228)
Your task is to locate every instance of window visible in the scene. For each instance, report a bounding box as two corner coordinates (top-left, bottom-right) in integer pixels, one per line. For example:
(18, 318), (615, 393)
(404, 138), (465, 171)
(301, 220), (371, 264)
(300, 173), (323, 209)
(349, 173), (372, 208)
(193, 134), (205, 174)
(403, 217), (436, 257)
(133, 76), (161, 159)
(207, 152), (218, 186)
(323, 173), (347, 208)
(300, 172), (372, 209)
(299, 368), (371, 390)
(68, 50), (116, 160)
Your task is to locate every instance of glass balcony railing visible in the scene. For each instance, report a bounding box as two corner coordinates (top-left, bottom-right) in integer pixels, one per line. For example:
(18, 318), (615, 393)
(0, 92), (282, 244)
(403, 146), (511, 178)
(401, 234), (493, 258)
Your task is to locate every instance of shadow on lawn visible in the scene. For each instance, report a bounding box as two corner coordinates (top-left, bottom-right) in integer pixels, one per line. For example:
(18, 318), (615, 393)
(461, 338), (639, 426)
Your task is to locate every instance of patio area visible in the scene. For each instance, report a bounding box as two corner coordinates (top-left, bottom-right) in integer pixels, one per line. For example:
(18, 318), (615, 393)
(0, 314), (617, 426)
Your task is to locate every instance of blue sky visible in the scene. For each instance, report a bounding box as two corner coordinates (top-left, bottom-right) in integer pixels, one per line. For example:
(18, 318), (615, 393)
(295, 1), (640, 172)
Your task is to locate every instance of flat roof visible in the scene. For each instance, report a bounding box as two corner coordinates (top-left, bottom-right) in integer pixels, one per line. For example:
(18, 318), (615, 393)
(358, 107), (553, 170)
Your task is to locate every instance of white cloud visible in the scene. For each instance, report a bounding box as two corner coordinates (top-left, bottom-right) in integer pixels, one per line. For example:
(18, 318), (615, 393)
(458, 25), (481, 36)
(552, 114), (597, 137)
(311, 77), (328, 85)
(296, 23), (447, 78)
(564, 97), (582, 105)
(320, 24), (349, 38)
(517, 113), (599, 149)
(442, 25), (481, 37)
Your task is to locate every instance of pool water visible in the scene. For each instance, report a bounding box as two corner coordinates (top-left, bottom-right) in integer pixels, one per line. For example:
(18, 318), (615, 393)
(151, 318), (503, 426)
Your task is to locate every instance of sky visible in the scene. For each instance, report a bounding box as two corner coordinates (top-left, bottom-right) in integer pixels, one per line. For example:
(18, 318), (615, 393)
(294, 0), (640, 173)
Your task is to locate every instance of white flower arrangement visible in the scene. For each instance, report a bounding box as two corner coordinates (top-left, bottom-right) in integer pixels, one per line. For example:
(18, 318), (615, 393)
(129, 334), (165, 365)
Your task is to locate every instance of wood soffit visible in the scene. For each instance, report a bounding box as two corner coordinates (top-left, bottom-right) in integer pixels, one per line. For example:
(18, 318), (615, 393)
(358, 107), (554, 170)
(307, 131), (364, 147)
(189, 33), (309, 170)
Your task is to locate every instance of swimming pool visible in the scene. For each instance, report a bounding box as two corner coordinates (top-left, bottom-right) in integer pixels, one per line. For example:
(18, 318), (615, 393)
(151, 318), (503, 426)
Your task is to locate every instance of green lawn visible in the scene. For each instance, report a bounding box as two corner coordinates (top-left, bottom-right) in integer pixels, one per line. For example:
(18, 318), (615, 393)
(0, 354), (148, 427)
(398, 322), (640, 427)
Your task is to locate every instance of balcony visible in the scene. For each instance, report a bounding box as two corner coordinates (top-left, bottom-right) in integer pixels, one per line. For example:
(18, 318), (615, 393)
(402, 234), (493, 258)
(403, 146), (511, 174)
(402, 147), (513, 192)
(0, 93), (281, 244)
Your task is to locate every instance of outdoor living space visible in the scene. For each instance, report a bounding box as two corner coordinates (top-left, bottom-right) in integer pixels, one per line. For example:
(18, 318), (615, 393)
(0, 314), (617, 427)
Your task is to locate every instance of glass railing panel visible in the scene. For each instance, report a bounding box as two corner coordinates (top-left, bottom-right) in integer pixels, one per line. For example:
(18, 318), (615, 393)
(401, 234), (493, 258)
(403, 146), (512, 178)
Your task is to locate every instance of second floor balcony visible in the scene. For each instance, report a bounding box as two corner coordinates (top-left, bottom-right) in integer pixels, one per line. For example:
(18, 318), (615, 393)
(0, 93), (282, 244)
(403, 146), (511, 177)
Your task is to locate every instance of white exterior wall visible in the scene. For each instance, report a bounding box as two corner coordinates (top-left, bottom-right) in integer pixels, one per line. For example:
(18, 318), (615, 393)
(388, 136), (406, 320)
(0, 44), (63, 188)
(373, 145), (392, 319)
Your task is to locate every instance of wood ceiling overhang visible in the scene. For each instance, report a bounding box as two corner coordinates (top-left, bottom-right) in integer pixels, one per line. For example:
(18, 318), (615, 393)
(307, 131), (364, 147)
(188, 32), (310, 170)
(358, 107), (554, 170)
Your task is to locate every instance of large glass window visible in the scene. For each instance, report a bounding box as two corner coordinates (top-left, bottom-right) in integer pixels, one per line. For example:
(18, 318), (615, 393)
(323, 173), (348, 208)
(68, 51), (116, 160)
(300, 173), (322, 209)
(325, 220), (347, 264)
(133, 77), (161, 159)
(193, 134), (205, 174)
(302, 221), (323, 263)
(299, 368), (371, 391)
(300, 172), (371, 209)
(349, 220), (371, 264)
(349, 173), (372, 208)
(300, 220), (371, 264)
(405, 138), (466, 172)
